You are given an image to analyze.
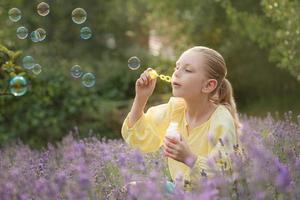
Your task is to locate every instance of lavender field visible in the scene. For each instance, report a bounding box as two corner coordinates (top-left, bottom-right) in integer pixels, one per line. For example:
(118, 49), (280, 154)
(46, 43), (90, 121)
(0, 113), (299, 200)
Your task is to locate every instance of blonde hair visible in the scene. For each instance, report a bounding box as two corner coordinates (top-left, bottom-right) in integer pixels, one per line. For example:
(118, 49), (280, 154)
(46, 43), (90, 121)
(189, 46), (241, 133)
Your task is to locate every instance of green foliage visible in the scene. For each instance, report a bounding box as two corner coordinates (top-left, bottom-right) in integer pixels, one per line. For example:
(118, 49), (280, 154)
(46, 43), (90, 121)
(0, 0), (154, 147)
(0, 44), (27, 95)
(220, 0), (300, 77)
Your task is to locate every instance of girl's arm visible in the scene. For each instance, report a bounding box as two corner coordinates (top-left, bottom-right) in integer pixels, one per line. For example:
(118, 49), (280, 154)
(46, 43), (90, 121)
(121, 98), (173, 153)
(127, 68), (157, 128)
(127, 96), (148, 128)
(121, 68), (174, 153)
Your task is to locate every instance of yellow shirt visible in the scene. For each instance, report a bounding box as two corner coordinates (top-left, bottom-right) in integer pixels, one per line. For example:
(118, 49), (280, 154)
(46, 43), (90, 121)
(121, 97), (238, 185)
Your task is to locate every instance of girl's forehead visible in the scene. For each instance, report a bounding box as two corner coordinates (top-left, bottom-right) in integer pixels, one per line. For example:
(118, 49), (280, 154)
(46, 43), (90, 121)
(176, 50), (205, 67)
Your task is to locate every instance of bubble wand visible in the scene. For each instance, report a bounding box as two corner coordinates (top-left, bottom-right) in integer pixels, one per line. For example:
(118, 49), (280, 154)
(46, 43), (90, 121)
(148, 69), (172, 83)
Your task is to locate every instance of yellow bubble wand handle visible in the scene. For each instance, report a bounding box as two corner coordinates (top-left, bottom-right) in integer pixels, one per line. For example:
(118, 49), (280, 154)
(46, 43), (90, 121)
(149, 69), (171, 83)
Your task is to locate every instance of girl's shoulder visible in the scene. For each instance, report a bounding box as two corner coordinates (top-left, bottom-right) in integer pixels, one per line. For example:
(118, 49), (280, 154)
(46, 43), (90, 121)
(208, 105), (236, 145)
(210, 104), (235, 128)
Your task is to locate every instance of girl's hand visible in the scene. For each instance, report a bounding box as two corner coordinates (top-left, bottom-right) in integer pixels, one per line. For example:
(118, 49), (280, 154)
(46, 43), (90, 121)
(135, 68), (157, 100)
(163, 135), (197, 168)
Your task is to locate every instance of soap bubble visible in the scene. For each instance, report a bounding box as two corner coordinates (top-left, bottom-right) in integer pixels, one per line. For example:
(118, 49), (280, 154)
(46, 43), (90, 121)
(22, 56), (35, 70)
(128, 56), (141, 70)
(16, 26), (28, 39)
(80, 26), (92, 40)
(30, 28), (46, 42)
(35, 28), (47, 41)
(32, 64), (42, 75)
(9, 76), (28, 96)
(30, 31), (39, 43)
(72, 8), (87, 24)
(70, 65), (83, 78)
(8, 8), (21, 22)
(37, 2), (50, 16)
(82, 73), (96, 88)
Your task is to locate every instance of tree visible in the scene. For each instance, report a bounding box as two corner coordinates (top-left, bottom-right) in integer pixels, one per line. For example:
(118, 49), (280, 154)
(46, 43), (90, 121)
(219, 0), (300, 78)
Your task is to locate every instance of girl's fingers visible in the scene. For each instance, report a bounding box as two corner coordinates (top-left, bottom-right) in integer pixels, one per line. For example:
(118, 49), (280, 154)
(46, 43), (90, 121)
(136, 79), (140, 86)
(137, 79), (143, 86)
(137, 75), (147, 86)
(164, 150), (176, 160)
(140, 73), (149, 84)
(145, 72), (152, 83)
(144, 69), (152, 79)
(141, 76), (148, 85)
(165, 141), (177, 150)
(137, 69), (155, 87)
(145, 70), (151, 78)
(165, 137), (178, 144)
(164, 148), (173, 155)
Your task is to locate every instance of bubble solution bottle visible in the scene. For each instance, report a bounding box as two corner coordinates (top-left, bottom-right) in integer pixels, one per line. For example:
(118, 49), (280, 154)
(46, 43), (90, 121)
(165, 122), (181, 141)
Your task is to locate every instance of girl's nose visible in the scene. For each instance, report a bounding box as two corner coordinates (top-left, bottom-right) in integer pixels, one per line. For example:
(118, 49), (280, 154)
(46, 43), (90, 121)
(172, 72), (177, 80)
(173, 68), (180, 77)
(173, 69), (180, 78)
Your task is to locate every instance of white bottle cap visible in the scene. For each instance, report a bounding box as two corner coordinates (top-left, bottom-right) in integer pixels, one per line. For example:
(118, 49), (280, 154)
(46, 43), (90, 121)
(166, 122), (180, 141)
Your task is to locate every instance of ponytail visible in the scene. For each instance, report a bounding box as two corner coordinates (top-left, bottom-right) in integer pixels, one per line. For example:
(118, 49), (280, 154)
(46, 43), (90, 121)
(217, 78), (241, 134)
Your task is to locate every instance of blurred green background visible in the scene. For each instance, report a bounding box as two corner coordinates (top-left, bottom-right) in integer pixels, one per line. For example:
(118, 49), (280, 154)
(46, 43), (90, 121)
(0, 0), (299, 148)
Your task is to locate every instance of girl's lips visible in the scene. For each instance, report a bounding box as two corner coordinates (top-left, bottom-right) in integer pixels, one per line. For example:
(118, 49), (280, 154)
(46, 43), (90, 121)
(172, 81), (182, 87)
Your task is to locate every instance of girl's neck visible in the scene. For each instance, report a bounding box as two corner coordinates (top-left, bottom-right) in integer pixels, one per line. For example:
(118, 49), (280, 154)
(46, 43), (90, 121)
(184, 96), (217, 125)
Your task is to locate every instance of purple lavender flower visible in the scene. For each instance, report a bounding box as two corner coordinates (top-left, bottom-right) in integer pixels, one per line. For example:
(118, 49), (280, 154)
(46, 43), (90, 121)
(275, 163), (291, 191)
(296, 157), (300, 174)
(118, 153), (126, 167)
(255, 191), (266, 200)
(55, 171), (67, 189)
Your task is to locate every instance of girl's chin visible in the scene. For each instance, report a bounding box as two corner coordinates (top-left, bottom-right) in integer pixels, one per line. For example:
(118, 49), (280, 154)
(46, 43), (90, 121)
(172, 90), (183, 98)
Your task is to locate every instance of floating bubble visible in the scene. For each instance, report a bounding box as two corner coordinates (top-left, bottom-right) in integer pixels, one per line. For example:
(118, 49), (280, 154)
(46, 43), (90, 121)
(128, 56), (141, 70)
(80, 26), (92, 40)
(9, 75), (28, 96)
(30, 28), (46, 42)
(8, 8), (21, 22)
(72, 8), (87, 24)
(30, 31), (39, 43)
(37, 2), (50, 16)
(82, 73), (96, 88)
(22, 56), (35, 70)
(70, 65), (83, 78)
(32, 64), (42, 75)
(16, 26), (28, 39)
(35, 28), (47, 41)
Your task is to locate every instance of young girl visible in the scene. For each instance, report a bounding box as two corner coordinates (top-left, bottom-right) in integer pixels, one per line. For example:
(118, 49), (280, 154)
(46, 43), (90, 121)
(121, 46), (241, 191)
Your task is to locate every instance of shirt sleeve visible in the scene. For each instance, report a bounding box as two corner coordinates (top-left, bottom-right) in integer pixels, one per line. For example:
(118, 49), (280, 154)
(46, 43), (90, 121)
(189, 115), (237, 181)
(121, 98), (174, 153)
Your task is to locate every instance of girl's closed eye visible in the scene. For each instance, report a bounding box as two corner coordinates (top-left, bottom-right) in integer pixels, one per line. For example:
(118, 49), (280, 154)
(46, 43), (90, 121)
(174, 66), (192, 72)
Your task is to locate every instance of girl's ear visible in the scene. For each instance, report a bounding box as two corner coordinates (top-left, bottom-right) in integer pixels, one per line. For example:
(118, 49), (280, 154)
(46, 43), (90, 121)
(202, 79), (218, 93)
